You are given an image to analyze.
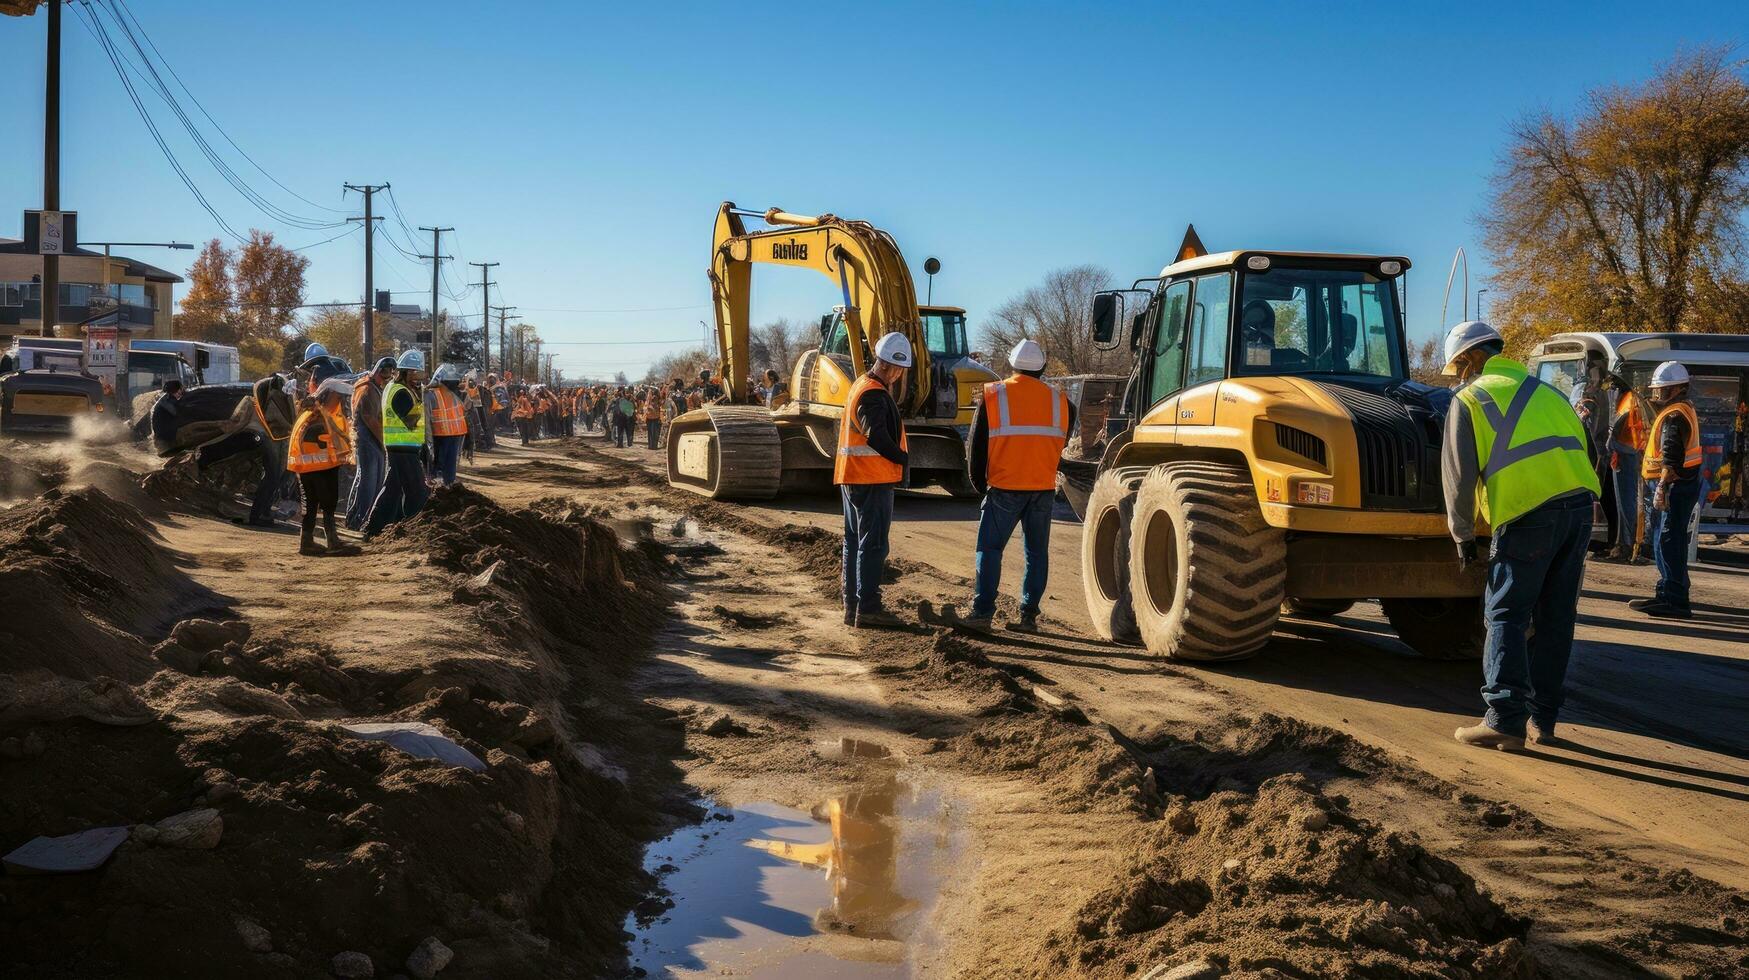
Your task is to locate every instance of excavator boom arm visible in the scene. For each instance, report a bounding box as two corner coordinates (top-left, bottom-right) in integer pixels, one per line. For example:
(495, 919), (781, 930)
(709, 202), (931, 413)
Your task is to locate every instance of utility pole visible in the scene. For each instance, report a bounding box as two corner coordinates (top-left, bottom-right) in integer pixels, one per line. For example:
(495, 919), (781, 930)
(40, 0), (61, 336)
(344, 183), (388, 362)
(419, 226), (453, 369)
(532, 338), (543, 385)
(469, 261), (498, 373)
(492, 305), (518, 378)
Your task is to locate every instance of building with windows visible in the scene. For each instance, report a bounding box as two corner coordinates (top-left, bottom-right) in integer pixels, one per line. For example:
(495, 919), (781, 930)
(0, 239), (182, 343)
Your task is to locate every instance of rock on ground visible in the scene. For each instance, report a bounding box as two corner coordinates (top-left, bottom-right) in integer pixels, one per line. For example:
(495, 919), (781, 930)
(152, 808), (223, 849)
(233, 916), (272, 953)
(405, 936), (453, 978)
(331, 950), (374, 977)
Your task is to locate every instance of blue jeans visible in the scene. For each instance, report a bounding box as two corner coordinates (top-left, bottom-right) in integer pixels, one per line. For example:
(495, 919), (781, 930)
(346, 434), (385, 530)
(365, 449), (430, 538)
(647, 418), (661, 449)
(1609, 449), (1640, 552)
(841, 483), (895, 614)
(972, 488), (1055, 618)
(1482, 492), (1592, 737)
(250, 438), (285, 523)
(435, 435), (463, 485)
(1653, 477), (1700, 608)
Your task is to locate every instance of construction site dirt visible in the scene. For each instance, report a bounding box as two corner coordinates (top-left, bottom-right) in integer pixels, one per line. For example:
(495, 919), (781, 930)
(2, 434), (1745, 979)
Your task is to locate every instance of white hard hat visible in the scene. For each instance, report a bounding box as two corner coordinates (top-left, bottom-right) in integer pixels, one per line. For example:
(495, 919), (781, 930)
(1009, 338), (1047, 372)
(432, 363), (462, 382)
(1441, 320), (1503, 375)
(304, 341), (329, 361)
(395, 349), (426, 372)
(873, 332), (913, 367)
(1649, 361), (1690, 389)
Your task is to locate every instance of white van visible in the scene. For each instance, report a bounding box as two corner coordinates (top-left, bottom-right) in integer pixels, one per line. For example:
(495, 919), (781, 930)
(130, 339), (241, 385)
(1527, 332), (1749, 535)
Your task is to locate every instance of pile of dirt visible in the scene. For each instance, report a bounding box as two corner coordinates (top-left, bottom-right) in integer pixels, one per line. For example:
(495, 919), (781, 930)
(0, 446), (67, 501)
(0, 486), (212, 683)
(2, 483), (689, 979)
(1048, 772), (1531, 978)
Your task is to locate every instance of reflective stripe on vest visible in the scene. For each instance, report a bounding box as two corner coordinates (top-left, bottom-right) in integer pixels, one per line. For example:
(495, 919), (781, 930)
(1455, 356), (1600, 529)
(254, 391), (291, 442)
(985, 375), (1069, 491)
(834, 374), (907, 485)
(1641, 401), (1703, 477)
(286, 408), (352, 473)
(382, 381), (425, 448)
(429, 386), (468, 436)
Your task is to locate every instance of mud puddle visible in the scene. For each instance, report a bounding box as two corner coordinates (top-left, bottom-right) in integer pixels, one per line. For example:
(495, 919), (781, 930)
(626, 772), (963, 978)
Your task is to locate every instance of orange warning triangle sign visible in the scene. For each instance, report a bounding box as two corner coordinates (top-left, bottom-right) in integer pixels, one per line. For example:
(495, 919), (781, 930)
(1176, 225), (1207, 262)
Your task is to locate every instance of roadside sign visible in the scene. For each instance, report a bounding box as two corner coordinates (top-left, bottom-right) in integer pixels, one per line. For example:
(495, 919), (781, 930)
(86, 325), (119, 369)
(23, 209), (77, 255)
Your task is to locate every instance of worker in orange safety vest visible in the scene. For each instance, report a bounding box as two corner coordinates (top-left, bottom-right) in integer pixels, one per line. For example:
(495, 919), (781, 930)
(286, 378), (356, 555)
(835, 333), (913, 630)
(1631, 362), (1705, 619)
(958, 338), (1073, 634)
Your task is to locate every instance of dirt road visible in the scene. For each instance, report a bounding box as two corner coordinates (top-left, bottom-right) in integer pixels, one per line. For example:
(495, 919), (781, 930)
(5, 431), (1746, 978)
(587, 439), (1749, 892)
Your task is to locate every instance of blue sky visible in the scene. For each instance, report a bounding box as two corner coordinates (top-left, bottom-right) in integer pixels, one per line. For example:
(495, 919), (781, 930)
(3, 1), (1745, 377)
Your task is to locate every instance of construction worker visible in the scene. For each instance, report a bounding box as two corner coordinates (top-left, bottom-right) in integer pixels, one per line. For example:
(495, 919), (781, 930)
(615, 388), (637, 448)
(1441, 321), (1600, 751)
(347, 357), (395, 531)
(427, 364), (470, 485)
(1606, 374), (1649, 562)
(150, 379), (185, 456)
(364, 349), (431, 539)
(644, 387), (664, 449)
(764, 368), (791, 409)
(836, 333), (912, 630)
(513, 388), (535, 445)
(1630, 362), (1704, 619)
(240, 373), (297, 528)
(960, 338), (1073, 633)
(287, 379), (355, 556)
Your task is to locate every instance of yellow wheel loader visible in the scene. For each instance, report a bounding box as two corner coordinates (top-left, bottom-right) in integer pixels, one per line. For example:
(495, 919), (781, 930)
(666, 203), (996, 499)
(1080, 229), (1486, 662)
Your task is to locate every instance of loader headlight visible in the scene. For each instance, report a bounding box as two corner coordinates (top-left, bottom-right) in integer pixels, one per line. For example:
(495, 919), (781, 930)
(1379, 260), (1402, 276)
(1246, 256), (1272, 271)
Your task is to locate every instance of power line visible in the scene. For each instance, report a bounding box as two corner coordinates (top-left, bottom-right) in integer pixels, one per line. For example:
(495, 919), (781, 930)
(106, 0), (348, 216)
(517, 304), (711, 314)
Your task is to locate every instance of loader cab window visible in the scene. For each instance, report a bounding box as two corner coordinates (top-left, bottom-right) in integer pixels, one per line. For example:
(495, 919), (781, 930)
(920, 311), (969, 360)
(1535, 357), (1585, 399)
(1186, 273), (1232, 387)
(1146, 279), (1192, 407)
(822, 312), (850, 357)
(1234, 263), (1407, 380)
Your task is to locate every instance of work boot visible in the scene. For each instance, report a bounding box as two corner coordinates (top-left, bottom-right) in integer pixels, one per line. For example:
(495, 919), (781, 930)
(842, 606), (856, 627)
(1627, 596), (1663, 611)
(1602, 545), (1628, 563)
(323, 514), (343, 552)
(1527, 718), (1562, 747)
(1453, 722), (1524, 752)
(1009, 612), (1040, 634)
(298, 530), (322, 557)
(855, 608), (904, 630)
(957, 611), (994, 633)
(1640, 600), (1692, 619)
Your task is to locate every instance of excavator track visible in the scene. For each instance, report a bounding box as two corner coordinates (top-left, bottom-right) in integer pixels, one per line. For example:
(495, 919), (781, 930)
(666, 405), (783, 500)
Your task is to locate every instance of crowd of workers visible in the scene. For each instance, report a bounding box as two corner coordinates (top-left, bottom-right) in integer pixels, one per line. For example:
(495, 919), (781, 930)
(145, 325), (1711, 759)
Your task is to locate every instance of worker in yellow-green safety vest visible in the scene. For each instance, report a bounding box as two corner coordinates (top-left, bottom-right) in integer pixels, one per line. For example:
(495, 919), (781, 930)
(363, 348), (432, 540)
(1440, 321), (1600, 754)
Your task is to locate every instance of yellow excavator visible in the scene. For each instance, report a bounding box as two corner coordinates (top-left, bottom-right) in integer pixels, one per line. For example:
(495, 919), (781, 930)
(666, 203), (997, 499)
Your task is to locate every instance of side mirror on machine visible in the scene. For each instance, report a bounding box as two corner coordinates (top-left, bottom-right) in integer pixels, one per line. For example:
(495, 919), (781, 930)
(1091, 292), (1121, 349)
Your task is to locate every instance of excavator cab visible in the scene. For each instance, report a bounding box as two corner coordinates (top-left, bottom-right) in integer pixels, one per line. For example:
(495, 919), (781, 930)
(819, 304), (983, 425)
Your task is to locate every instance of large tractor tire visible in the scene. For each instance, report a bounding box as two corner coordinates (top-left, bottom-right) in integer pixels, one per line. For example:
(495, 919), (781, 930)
(1381, 597), (1485, 660)
(1283, 598), (1355, 619)
(1127, 462), (1286, 661)
(1080, 466), (1149, 643)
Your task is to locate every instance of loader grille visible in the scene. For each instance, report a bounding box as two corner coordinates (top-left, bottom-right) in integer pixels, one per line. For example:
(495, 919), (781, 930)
(1273, 423), (1328, 467)
(1314, 382), (1441, 511)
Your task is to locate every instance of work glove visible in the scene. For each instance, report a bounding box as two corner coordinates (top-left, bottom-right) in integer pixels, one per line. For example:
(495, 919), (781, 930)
(1653, 489), (1670, 512)
(1456, 539), (1479, 572)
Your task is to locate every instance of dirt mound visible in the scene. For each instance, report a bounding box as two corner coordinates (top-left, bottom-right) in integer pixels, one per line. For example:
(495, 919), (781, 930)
(1052, 773), (1531, 978)
(0, 486), (213, 683)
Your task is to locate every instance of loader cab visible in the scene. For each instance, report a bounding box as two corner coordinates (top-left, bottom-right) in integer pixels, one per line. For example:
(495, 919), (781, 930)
(819, 305), (971, 363)
(1094, 253), (1411, 421)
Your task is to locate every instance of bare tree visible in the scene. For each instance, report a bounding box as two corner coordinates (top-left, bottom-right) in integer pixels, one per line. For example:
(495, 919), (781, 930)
(645, 346), (717, 385)
(1481, 46), (1749, 351)
(979, 265), (1130, 375)
(749, 317), (805, 377)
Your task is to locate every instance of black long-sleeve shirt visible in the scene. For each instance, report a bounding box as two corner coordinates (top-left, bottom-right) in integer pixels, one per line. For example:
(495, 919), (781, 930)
(151, 394), (180, 454)
(854, 376), (908, 470)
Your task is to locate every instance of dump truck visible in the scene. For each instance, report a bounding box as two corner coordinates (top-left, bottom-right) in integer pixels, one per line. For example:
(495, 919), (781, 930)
(666, 203), (997, 499)
(1079, 230), (1485, 661)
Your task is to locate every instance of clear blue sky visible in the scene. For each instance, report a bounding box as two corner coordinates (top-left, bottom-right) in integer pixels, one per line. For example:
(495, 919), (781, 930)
(3, 0), (1745, 377)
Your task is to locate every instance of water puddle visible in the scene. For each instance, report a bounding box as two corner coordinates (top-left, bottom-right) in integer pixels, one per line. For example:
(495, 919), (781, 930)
(625, 773), (961, 977)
